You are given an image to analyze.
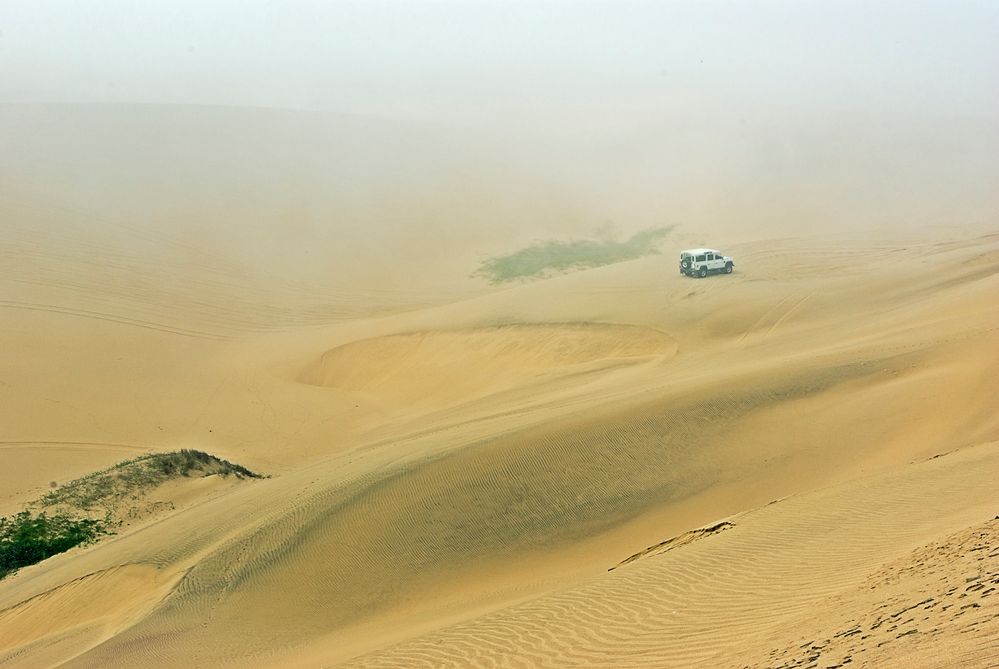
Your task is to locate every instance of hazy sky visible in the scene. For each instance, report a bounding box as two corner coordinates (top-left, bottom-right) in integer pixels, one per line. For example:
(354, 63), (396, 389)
(2, 0), (997, 131)
(2, 1), (998, 289)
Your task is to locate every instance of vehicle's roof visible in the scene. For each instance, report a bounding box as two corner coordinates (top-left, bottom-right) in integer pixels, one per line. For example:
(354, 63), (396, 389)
(680, 248), (720, 255)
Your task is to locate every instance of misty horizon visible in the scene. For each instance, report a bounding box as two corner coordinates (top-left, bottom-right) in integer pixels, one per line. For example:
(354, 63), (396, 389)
(2, 1), (998, 301)
(2, 2), (996, 126)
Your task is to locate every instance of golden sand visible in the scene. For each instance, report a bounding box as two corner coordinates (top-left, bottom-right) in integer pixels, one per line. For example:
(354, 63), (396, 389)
(1, 115), (997, 666)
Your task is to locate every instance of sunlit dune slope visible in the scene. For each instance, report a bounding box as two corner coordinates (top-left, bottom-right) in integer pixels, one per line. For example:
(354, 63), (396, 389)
(1, 207), (998, 668)
(301, 324), (677, 409)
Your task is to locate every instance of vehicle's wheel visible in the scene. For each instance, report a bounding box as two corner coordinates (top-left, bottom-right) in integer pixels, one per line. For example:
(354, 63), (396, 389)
(698, 267), (707, 278)
(725, 263), (733, 274)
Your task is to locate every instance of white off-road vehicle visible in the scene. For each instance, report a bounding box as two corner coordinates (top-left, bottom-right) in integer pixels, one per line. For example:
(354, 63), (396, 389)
(679, 248), (734, 277)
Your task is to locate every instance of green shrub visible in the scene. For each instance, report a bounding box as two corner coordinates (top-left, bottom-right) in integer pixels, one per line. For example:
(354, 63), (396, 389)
(474, 226), (673, 284)
(0, 511), (107, 579)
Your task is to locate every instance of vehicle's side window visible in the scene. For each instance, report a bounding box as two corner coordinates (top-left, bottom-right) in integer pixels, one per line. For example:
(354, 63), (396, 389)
(696, 255), (706, 262)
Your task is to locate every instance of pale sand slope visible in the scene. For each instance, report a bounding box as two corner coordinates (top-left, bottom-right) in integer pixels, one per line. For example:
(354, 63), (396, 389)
(0, 224), (997, 668)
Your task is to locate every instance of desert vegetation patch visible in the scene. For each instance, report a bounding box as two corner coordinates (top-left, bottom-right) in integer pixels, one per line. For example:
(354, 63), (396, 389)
(0, 450), (261, 580)
(474, 226), (673, 283)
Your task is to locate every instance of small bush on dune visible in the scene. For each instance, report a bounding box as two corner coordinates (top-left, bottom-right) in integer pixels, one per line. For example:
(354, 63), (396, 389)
(0, 511), (107, 579)
(0, 449), (264, 579)
(41, 449), (262, 512)
(474, 226), (674, 284)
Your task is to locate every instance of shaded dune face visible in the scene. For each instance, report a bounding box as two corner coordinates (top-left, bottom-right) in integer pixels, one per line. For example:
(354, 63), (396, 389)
(336, 441), (999, 669)
(300, 324), (678, 408)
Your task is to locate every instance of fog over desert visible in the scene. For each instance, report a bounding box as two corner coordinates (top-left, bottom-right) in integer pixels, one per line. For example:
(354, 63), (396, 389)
(1, 2), (998, 667)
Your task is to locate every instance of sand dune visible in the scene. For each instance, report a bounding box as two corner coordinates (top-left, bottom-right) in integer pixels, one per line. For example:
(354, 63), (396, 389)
(334, 440), (999, 668)
(301, 324), (677, 410)
(1, 110), (998, 669)
(740, 515), (999, 668)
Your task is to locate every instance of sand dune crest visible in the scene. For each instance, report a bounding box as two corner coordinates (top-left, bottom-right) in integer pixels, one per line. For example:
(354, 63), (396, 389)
(301, 324), (677, 408)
